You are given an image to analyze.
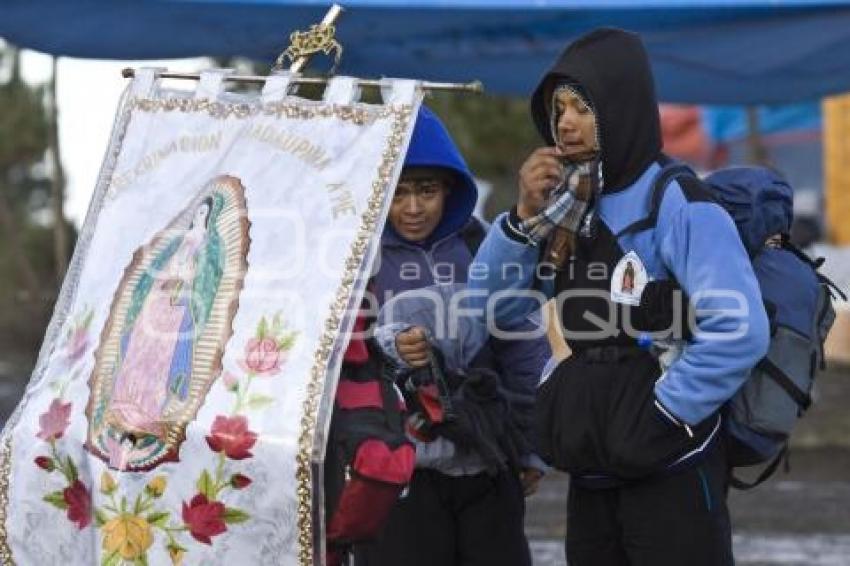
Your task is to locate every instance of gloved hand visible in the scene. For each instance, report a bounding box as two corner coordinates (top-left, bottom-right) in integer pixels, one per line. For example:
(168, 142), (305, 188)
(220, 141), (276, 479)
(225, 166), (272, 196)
(433, 369), (529, 475)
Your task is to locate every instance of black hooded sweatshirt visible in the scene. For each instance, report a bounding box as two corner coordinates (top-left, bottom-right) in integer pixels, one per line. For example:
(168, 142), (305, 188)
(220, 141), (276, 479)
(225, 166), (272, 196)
(530, 28), (663, 193)
(471, 27), (768, 455)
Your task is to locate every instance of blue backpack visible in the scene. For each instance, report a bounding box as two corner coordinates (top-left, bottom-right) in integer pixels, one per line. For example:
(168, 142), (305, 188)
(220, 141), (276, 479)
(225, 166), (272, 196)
(646, 161), (845, 489)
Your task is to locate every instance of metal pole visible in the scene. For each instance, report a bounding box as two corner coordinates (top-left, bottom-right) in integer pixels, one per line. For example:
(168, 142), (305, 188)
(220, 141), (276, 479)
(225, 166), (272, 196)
(745, 106), (770, 166)
(120, 67), (484, 94)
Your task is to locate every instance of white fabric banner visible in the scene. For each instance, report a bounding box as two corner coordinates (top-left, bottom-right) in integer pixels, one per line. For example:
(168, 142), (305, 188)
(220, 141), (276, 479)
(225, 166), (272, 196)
(0, 70), (421, 565)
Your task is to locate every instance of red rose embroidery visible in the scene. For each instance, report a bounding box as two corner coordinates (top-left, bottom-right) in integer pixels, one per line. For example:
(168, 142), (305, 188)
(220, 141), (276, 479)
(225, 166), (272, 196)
(182, 494), (227, 544)
(205, 416), (258, 460)
(37, 399), (72, 442)
(34, 456), (54, 471)
(63, 480), (91, 529)
(230, 474), (252, 490)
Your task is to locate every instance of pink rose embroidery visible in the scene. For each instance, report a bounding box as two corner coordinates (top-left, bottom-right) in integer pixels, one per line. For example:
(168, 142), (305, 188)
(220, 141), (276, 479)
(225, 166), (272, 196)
(221, 371), (239, 392)
(37, 399), (72, 442)
(240, 338), (282, 375)
(65, 327), (89, 364)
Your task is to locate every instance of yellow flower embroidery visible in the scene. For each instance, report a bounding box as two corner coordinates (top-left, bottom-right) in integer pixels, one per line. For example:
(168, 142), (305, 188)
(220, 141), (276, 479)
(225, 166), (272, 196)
(167, 544), (186, 565)
(145, 475), (167, 498)
(100, 471), (116, 495)
(101, 515), (154, 560)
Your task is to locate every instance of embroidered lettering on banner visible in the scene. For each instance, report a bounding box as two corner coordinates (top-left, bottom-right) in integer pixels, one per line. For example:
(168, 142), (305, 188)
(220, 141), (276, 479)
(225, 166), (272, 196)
(326, 183), (357, 219)
(110, 132), (224, 193)
(247, 124), (333, 170)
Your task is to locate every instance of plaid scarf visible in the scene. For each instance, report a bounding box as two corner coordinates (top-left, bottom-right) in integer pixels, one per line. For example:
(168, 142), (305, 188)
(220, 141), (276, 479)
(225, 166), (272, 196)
(520, 162), (592, 244)
(520, 161), (599, 266)
(517, 84), (602, 265)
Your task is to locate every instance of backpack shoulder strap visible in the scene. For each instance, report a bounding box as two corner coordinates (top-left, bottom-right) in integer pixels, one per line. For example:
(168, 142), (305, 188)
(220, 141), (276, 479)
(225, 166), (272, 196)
(782, 240), (847, 301)
(756, 358), (813, 411)
(459, 216), (487, 255)
(618, 161), (697, 237)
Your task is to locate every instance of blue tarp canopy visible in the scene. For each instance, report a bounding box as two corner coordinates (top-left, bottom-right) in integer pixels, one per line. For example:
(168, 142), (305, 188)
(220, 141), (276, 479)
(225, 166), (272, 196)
(3, 1), (850, 104)
(704, 103), (822, 142)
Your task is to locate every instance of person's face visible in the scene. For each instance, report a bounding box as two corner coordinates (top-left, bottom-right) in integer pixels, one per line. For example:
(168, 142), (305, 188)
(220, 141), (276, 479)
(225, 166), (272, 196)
(389, 168), (450, 242)
(554, 89), (599, 161)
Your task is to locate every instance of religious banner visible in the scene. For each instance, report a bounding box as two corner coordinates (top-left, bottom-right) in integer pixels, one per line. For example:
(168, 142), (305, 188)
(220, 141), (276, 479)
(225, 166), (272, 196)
(0, 68), (421, 565)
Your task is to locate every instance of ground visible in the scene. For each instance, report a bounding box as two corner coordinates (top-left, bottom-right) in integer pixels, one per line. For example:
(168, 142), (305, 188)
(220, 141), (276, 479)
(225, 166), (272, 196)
(1, 358), (848, 565)
(527, 448), (850, 565)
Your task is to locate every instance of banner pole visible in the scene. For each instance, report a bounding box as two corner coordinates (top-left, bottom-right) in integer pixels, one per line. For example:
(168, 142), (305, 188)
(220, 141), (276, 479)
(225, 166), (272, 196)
(123, 3), (484, 94)
(120, 68), (484, 94)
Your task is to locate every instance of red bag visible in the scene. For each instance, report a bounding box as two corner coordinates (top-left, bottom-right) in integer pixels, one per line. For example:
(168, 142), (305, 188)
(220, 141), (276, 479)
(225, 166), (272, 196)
(326, 440), (414, 542)
(324, 316), (414, 564)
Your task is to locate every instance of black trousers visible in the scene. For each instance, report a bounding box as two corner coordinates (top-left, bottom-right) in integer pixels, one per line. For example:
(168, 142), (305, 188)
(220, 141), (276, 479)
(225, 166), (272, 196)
(566, 440), (733, 566)
(353, 468), (531, 566)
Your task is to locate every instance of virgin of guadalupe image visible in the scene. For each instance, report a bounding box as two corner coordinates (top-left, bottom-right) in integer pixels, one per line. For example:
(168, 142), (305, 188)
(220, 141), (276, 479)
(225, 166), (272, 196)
(622, 260), (636, 294)
(87, 176), (250, 471)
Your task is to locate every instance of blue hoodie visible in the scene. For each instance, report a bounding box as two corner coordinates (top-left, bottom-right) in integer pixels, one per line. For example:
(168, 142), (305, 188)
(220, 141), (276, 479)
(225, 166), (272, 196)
(469, 29), (769, 429)
(371, 105), (479, 301)
(373, 106), (548, 382)
(372, 106), (552, 472)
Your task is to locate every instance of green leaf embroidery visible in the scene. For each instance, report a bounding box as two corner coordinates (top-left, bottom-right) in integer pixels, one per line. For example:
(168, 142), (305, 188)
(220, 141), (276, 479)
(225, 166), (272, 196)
(257, 316), (268, 340)
(102, 551), (120, 566)
(271, 312), (282, 337)
(43, 491), (68, 510)
(146, 512), (170, 528)
(94, 508), (109, 527)
(278, 331), (298, 351)
(222, 507), (250, 524)
(245, 395), (275, 411)
(134, 554), (149, 566)
(197, 469), (215, 500)
(66, 457), (79, 483)
(83, 308), (94, 329)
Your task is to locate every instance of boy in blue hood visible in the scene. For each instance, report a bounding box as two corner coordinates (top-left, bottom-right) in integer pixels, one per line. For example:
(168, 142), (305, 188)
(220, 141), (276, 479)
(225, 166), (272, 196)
(469, 29), (770, 566)
(354, 106), (550, 566)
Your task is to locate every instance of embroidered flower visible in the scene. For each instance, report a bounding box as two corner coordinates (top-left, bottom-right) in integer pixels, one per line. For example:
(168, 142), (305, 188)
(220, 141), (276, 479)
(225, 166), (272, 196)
(100, 471), (117, 495)
(181, 494), (227, 544)
(167, 543), (187, 565)
(101, 514), (154, 559)
(221, 371), (239, 392)
(37, 399), (72, 442)
(229, 474), (252, 490)
(34, 456), (54, 471)
(65, 327), (89, 364)
(205, 415), (257, 460)
(145, 475), (167, 498)
(241, 338), (282, 375)
(63, 480), (91, 529)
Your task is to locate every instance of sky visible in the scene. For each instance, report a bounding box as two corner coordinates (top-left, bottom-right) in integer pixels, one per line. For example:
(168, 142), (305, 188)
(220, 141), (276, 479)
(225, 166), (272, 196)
(19, 50), (207, 227)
